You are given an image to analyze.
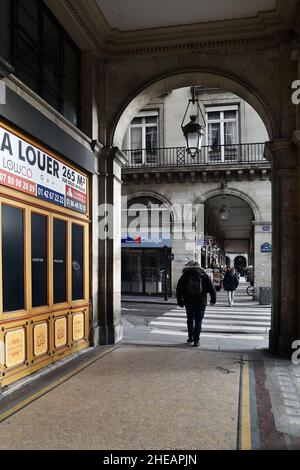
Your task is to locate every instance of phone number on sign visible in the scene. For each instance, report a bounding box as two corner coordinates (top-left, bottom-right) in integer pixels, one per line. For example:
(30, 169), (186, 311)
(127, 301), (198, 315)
(37, 186), (65, 206)
(0, 171), (36, 195)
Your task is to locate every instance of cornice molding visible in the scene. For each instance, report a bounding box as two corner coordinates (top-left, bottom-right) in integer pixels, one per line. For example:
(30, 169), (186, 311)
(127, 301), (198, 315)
(60, 0), (297, 58)
(0, 56), (14, 78)
(61, 0), (107, 53)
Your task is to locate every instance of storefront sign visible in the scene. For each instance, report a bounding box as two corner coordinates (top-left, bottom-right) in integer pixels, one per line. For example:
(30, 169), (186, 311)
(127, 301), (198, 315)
(54, 317), (67, 348)
(72, 313), (84, 341)
(121, 234), (171, 248)
(0, 125), (87, 213)
(33, 323), (48, 357)
(261, 243), (272, 253)
(5, 328), (25, 368)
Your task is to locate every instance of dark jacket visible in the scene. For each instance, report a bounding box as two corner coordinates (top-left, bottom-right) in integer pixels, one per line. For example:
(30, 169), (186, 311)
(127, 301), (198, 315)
(176, 267), (217, 307)
(223, 271), (239, 291)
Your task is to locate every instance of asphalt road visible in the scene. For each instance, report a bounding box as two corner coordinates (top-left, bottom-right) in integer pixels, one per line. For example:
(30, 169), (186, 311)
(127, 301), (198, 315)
(121, 297), (271, 352)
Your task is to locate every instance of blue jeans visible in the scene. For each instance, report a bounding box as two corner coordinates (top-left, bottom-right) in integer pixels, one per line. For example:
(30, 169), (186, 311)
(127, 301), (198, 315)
(185, 304), (206, 343)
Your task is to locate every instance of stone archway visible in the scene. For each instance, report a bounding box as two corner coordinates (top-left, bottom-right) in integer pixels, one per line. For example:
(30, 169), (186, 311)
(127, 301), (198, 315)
(196, 188), (261, 223)
(104, 62), (298, 357)
(110, 69), (279, 148)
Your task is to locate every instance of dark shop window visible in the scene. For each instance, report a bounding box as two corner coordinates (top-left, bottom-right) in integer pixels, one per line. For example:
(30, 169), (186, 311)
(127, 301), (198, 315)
(72, 224), (84, 301)
(53, 219), (67, 304)
(31, 213), (48, 308)
(2, 205), (25, 312)
(11, 0), (81, 126)
(0, 0), (12, 62)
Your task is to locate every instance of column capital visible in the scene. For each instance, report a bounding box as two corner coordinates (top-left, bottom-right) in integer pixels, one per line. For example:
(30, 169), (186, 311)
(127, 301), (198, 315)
(264, 138), (298, 171)
(105, 146), (128, 168)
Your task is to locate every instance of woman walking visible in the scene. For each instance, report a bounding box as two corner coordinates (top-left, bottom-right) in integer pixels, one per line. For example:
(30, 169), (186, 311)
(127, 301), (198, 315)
(223, 267), (239, 307)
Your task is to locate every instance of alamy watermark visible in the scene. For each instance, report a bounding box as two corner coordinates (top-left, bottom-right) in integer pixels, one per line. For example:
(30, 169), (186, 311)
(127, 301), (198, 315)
(98, 196), (205, 242)
(291, 340), (300, 365)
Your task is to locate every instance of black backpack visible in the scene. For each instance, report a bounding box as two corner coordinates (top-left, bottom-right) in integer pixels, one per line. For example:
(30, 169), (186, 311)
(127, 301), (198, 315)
(185, 273), (203, 296)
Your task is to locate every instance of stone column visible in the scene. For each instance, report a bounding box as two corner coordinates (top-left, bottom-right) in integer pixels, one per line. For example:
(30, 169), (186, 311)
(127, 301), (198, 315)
(171, 204), (196, 293)
(91, 142), (103, 346)
(171, 238), (195, 293)
(265, 139), (300, 357)
(252, 222), (272, 300)
(96, 147), (128, 344)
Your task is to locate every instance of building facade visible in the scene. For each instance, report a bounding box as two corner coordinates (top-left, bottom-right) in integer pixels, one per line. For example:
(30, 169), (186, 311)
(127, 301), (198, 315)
(121, 88), (271, 297)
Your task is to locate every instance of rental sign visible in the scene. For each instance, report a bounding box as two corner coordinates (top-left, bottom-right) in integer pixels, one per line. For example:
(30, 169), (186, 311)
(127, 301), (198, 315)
(0, 124), (87, 214)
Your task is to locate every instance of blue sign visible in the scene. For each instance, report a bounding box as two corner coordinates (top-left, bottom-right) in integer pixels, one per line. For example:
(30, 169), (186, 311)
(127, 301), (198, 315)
(262, 225), (271, 232)
(261, 243), (272, 253)
(121, 234), (171, 248)
(37, 185), (65, 207)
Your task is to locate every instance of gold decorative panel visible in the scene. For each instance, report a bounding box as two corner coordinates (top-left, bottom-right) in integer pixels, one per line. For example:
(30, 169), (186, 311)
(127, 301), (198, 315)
(54, 317), (67, 349)
(33, 323), (48, 357)
(5, 328), (25, 369)
(72, 313), (84, 341)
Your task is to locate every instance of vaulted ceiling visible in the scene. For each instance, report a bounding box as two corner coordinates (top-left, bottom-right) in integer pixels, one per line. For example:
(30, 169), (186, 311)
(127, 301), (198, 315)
(47, 0), (298, 55)
(96, 0), (276, 31)
(205, 195), (254, 242)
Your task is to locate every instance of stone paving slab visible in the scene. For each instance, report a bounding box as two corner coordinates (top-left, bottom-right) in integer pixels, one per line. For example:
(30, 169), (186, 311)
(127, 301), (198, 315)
(0, 345), (241, 450)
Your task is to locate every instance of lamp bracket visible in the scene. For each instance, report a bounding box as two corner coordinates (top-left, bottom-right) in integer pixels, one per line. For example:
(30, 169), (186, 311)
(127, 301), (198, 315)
(181, 86), (206, 129)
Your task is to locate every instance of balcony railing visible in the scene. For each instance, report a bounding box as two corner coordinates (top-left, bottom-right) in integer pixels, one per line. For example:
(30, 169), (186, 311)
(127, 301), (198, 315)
(123, 143), (268, 168)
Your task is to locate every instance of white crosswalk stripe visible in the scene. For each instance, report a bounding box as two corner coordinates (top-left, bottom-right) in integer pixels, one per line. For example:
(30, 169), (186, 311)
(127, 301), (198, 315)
(148, 284), (271, 339)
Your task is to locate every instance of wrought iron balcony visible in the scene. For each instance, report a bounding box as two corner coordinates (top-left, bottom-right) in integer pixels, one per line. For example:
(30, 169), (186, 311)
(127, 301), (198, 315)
(122, 143), (268, 169)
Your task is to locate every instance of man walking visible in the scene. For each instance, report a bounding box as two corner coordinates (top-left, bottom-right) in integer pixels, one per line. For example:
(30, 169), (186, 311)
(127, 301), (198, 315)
(176, 261), (216, 347)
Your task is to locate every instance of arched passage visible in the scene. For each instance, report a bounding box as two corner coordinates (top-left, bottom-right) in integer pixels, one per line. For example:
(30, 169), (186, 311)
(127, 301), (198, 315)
(111, 69), (278, 148)
(114, 68), (277, 352)
(196, 188), (261, 223)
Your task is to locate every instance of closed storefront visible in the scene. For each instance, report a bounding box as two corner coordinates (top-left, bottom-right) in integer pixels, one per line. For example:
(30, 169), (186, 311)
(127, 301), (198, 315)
(0, 121), (90, 387)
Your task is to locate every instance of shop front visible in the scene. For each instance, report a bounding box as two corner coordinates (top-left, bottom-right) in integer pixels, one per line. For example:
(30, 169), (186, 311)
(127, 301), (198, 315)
(121, 245), (171, 295)
(0, 120), (90, 387)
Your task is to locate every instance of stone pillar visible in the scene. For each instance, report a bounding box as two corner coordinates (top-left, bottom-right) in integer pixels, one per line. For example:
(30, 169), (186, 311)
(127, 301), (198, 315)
(253, 222), (272, 300)
(171, 204), (196, 293)
(96, 146), (128, 344)
(171, 237), (195, 293)
(91, 142), (103, 346)
(265, 139), (300, 357)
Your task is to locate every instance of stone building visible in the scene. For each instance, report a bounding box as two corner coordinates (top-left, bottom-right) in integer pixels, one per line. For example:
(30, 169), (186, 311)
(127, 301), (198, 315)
(121, 87), (271, 297)
(0, 0), (300, 390)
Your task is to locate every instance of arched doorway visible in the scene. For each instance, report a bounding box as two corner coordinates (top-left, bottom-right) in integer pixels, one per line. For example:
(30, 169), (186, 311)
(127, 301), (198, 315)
(201, 193), (267, 286)
(234, 256), (247, 276)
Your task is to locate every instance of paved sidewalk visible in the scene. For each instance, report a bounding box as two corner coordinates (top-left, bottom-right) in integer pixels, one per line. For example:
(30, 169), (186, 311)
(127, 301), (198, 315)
(0, 345), (241, 450)
(0, 343), (300, 450)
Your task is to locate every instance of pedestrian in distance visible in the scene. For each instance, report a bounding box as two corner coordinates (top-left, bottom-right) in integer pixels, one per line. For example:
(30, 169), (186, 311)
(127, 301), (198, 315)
(176, 260), (217, 347)
(223, 267), (239, 307)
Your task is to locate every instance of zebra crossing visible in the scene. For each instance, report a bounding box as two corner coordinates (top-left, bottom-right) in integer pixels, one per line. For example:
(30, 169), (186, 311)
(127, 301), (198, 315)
(148, 285), (271, 340)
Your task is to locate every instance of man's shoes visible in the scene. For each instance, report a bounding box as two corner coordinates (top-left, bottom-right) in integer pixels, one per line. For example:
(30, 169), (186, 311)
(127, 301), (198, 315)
(187, 338), (193, 343)
(193, 341), (200, 347)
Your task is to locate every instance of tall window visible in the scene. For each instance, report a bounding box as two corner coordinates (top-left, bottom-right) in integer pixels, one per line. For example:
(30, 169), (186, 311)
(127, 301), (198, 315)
(2, 205), (25, 312)
(129, 111), (158, 165)
(1, 0), (81, 127)
(206, 107), (239, 162)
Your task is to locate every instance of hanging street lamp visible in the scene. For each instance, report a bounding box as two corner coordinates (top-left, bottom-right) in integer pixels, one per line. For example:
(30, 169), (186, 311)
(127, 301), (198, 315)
(181, 86), (206, 158)
(219, 203), (229, 221)
(219, 182), (230, 221)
